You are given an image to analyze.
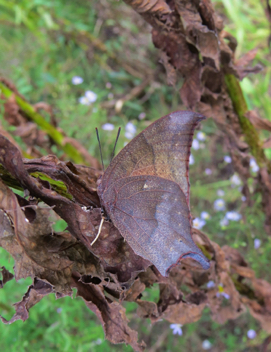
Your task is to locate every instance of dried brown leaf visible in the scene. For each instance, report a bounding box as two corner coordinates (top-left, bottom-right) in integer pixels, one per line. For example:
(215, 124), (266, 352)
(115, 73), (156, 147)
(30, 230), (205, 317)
(72, 273), (146, 351)
(136, 300), (159, 320)
(234, 49), (263, 80)
(159, 51), (177, 86)
(175, 0), (220, 69)
(1, 278), (55, 323)
(0, 267), (14, 288)
(162, 295), (207, 324)
(245, 110), (271, 132)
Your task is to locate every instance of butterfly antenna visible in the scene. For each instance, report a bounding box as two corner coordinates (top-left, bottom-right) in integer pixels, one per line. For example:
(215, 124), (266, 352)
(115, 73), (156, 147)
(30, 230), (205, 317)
(95, 128), (105, 172)
(110, 127), (121, 162)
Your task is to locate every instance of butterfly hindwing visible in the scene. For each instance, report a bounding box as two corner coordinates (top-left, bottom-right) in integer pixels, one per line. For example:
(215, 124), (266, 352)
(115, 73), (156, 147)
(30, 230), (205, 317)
(101, 175), (209, 276)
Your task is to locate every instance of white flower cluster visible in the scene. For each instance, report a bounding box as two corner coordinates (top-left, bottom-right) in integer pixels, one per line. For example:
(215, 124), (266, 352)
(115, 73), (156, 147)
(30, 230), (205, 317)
(71, 76), (98, 105)
(191, 133), (206, 149)
(193, 211), (211, 229)
(78, 90), (98, 105)
(102, 123), (114, 131)
(71, 76), (83, 85)
(214, 199), (226, 211)
(190, 131), (206, 166)
(250, 158), (259, 172)
(224, 155), (232, 163)
(207, 281), (230, 299)
(125, 122), (137, 139)
(170, 323), (183, 335)
(219, 211), (242, 227)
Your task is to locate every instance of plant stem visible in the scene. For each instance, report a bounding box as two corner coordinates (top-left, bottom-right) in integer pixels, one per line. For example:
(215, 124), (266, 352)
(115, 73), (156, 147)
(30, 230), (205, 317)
(0, 82), (87, 165)
(224, 74), (267, 168)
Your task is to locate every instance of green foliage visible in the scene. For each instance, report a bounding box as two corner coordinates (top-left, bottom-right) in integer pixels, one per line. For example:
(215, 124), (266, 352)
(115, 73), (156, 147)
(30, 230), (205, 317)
(0, 0), (270, 351)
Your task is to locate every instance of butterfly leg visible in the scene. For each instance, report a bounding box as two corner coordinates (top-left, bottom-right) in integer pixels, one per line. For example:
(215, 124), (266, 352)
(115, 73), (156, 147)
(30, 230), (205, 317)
(91, 216), (104, 246)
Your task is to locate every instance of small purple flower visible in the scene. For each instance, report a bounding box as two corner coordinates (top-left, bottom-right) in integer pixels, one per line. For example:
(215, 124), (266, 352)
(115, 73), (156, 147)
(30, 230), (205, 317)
(254, 238), (261, 249)
(197, 131), (206, 141)
(220, 217), (229, 227)
(216, 284), (230, 299)
(85, 90), (97, 103)
(206, 280), (215, 289)
(72, 76), (83, 85)
(216, 292), (230, 299)
(170, 323), (183, 336)
(125, 122), (137, 134)
(125, 132), (134, 139)
(202, 340), (212, 350)
(192, 139), (200, 150)
(230, 174), (241, 186)
(106, 82), (112, 89)
(222, 292), (230, 299)
(250, 158), (259, 173)
(217, 189), (225, 197)
(102, 123), (114, 131)
(125, 122), (137, 139)
(224, 155), (232, 163)
(201, 211), (210, 220)
(193, 218), (206, 229)
(189, 154), (194, 165)
(138, 112), (146, 120)
(247, 329), (256, 339)
(241, 195), (246, 202)
(205, 168), (212, 175)
(225, 211), (242, 221)
(78, 90), (97, 105)
(214, 199), (226, 211)
(57, 308), (62, 313)
(78, 96), (91, 105)
(95, 338), (102, 345)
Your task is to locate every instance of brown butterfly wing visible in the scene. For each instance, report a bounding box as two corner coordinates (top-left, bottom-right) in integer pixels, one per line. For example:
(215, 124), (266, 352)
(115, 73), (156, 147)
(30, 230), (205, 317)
(100, 175), (209, 276)
(98, 110), (209, 275)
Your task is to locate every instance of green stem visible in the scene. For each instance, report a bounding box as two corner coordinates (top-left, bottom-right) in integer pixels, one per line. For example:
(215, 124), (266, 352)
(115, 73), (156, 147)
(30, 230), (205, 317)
(224, 74), (267, 168)
(0, 164), (73, 200)
(0, 82), (87, 165)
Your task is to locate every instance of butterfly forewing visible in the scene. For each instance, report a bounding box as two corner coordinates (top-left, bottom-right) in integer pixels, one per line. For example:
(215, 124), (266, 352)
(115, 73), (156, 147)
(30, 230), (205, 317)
(99, 111), (204, 206)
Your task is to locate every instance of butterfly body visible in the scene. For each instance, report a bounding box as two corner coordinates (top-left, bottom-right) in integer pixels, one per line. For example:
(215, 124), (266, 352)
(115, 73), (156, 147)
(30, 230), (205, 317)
(98, 111), (210, 276)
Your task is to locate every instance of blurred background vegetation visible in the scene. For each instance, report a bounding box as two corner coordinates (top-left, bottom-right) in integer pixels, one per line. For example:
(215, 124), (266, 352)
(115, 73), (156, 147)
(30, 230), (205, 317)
(0, 0), (271, 351)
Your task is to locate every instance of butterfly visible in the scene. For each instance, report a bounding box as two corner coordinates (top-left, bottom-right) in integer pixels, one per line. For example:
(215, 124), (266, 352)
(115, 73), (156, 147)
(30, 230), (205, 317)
(97, 111), (210, 276)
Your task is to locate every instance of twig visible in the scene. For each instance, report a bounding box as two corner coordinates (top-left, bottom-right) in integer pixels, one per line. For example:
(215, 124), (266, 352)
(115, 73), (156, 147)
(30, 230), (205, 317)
(91, 217), (104, 246)
(100, 77), (152, 111)
(0, 81), (91, 166)
(148, 329), (169, 352)
(224, 74), (269, 169)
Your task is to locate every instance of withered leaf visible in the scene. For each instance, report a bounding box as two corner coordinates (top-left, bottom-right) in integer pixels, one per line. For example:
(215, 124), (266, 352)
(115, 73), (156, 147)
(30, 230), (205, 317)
(0, 267), (14, 288)
(175, 0), (220, 69)
(161, 295), (207, 324)
(1, 278), (54, 324)
(245, 110), (271, 132)
(0, 135), (151, 284)
(72, 273), (146, 352)
(136, 300), (159, 320)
